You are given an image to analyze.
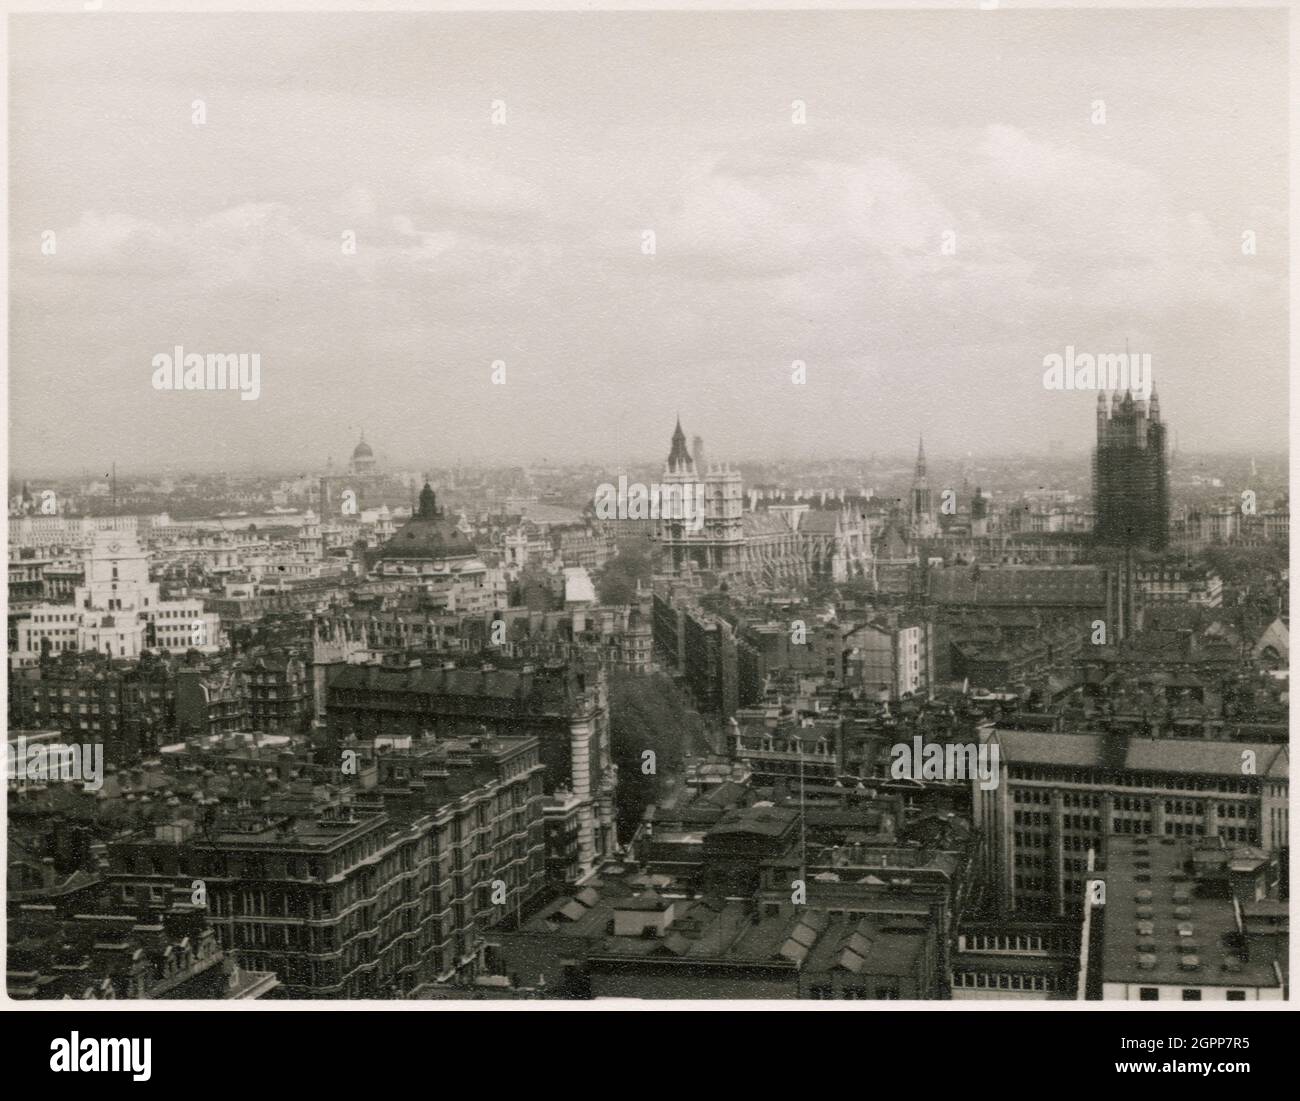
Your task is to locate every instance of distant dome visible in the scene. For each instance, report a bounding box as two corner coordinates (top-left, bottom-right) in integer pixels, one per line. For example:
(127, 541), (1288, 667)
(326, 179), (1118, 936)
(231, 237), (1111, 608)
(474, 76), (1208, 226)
(350, 433), (377, 475)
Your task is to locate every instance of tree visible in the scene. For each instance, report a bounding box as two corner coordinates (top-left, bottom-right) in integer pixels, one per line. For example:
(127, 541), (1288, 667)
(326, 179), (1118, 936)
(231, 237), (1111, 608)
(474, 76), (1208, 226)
(607, 671), (704, 839)
(596, 536), (655, 605)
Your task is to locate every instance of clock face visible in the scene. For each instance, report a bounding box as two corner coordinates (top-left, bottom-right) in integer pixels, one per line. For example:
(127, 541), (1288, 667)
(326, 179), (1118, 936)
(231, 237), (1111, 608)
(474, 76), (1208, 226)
(107, 542), (121, 553)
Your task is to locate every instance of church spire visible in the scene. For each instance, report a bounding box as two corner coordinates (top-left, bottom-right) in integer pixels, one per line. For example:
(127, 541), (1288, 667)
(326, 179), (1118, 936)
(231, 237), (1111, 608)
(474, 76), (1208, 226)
(911, 434), (933, 531)
(667, 415), (694, 473)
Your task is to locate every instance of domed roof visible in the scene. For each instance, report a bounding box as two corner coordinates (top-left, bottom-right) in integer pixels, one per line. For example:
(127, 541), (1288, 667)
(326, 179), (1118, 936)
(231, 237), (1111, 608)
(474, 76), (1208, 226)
(352, 435), (374, 460)
(378, 482), (478, 561)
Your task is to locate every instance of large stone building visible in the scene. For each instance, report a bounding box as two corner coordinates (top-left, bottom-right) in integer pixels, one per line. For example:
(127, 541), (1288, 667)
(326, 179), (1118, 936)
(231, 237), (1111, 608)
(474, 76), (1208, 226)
(1092, 387), (1170, 551)
(654, 418), (745, 574)
(741, 503), (872, 586)
(652, 419), (871, 587)
(167, 649), (312, 740)
(651, 592), (763, 719)
(8, 513), (139, 552)
(370, 483), (497, 612)
(324, 654), (617, 877)
(973, 724), (1288, 917)
(12, 530), (220, 668)
(10, 651), (176, 763)
(104, 734), (546, 997)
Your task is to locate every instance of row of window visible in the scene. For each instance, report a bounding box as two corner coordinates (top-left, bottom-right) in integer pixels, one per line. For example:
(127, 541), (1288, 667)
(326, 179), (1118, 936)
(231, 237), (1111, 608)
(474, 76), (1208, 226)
(953, 972), (1063, 992)
(1014, 811), (1103, 832)
(1138, 988), (1247, 1001)
(1011, 773), (1259, 794)
(959, 934), (1048, 953)
(1015, 790), (1103, 808)
(808, 985), (900, 999)
(1014, 818), (1258, 842)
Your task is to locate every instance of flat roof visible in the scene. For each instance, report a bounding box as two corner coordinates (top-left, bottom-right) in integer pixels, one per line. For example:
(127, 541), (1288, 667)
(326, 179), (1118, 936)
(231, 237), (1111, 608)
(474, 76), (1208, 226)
(994, 729), (1288, 780)
(1097, 835), (1281, 990)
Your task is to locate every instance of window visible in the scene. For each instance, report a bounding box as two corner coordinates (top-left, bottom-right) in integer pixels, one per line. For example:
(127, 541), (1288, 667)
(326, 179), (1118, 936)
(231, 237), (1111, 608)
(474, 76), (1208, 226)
(1182, 989), (1201, 1001)
(1226, 991), (1246, 1002)
(1139, 988), (1159, 1001)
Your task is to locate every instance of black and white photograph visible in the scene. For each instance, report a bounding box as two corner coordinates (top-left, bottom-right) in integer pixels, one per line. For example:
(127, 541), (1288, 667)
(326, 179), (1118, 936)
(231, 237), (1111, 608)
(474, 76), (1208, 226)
(1, 0), (1293, 1052)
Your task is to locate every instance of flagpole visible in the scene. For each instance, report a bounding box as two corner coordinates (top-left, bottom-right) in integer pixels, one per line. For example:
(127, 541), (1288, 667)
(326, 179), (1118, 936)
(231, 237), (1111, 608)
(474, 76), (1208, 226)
(799, 743), (806, 877)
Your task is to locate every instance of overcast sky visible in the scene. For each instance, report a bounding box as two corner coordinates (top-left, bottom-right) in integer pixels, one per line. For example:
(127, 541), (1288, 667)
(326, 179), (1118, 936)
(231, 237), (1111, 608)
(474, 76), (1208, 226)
(9, 9), (1288, 474)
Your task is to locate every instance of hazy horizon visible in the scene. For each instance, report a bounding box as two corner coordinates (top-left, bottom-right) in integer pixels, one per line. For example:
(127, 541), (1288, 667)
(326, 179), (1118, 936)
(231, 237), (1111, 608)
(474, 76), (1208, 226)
(9, 10), (1289, 471)
(8, 442), (1287, 487)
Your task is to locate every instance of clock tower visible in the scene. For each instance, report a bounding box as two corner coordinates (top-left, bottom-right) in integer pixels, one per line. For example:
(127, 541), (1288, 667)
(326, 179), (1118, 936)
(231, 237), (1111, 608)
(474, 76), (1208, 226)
(77, 530), (154, 615)
(16, 529), (221, 662)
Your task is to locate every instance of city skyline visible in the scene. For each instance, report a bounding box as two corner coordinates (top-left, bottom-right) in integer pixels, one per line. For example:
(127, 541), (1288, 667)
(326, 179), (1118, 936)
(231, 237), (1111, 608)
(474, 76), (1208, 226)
(7, 442), (1288, 483)
(5, 7), (1290, 1017)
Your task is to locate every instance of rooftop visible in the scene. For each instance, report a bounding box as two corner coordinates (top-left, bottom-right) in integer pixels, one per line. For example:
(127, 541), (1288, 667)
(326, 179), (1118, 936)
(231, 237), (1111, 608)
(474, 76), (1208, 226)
(1097, 835), (1283, 990)
(377, 483), (478, 561)
(992, 729), (1288, 780)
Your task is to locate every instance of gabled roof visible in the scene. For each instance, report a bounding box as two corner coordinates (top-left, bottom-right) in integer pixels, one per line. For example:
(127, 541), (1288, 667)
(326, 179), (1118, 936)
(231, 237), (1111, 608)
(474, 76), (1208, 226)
(554, 900), (588, 922)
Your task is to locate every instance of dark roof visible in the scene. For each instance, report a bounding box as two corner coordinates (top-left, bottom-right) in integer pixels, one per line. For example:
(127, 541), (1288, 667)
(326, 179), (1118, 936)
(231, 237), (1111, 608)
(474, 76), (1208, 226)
(1098, 835), (1282, 989)
(799, 510), (846, 534)
(931, 566), (1105, 606)
(378, 484), (477, 560)
(992, 729), (1288, 780)
(614, 894), (672, 912)
(707, 806), (799, 839)
(328, 662), (561, 704)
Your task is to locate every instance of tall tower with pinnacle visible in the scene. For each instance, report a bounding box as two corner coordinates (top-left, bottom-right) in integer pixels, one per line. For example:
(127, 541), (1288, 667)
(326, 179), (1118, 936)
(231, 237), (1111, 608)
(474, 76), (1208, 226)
(910, 435), (937, 537)
(1093, 378), (1169, 551)
(656, 417), (742, 573)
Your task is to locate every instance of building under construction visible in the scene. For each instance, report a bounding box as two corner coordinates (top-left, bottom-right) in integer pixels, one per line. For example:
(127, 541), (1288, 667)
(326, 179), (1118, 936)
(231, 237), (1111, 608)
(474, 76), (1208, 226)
(1092, 387), (1170, 552)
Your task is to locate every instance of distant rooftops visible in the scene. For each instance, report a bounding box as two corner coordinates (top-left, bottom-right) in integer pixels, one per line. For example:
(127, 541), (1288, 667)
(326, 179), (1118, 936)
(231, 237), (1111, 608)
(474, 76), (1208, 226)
(931, 565), (1106, 606)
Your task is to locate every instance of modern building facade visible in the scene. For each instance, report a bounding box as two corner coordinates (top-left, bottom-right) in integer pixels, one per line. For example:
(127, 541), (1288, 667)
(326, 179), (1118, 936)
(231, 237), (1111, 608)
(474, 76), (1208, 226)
(974, 725), (1288, 917)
